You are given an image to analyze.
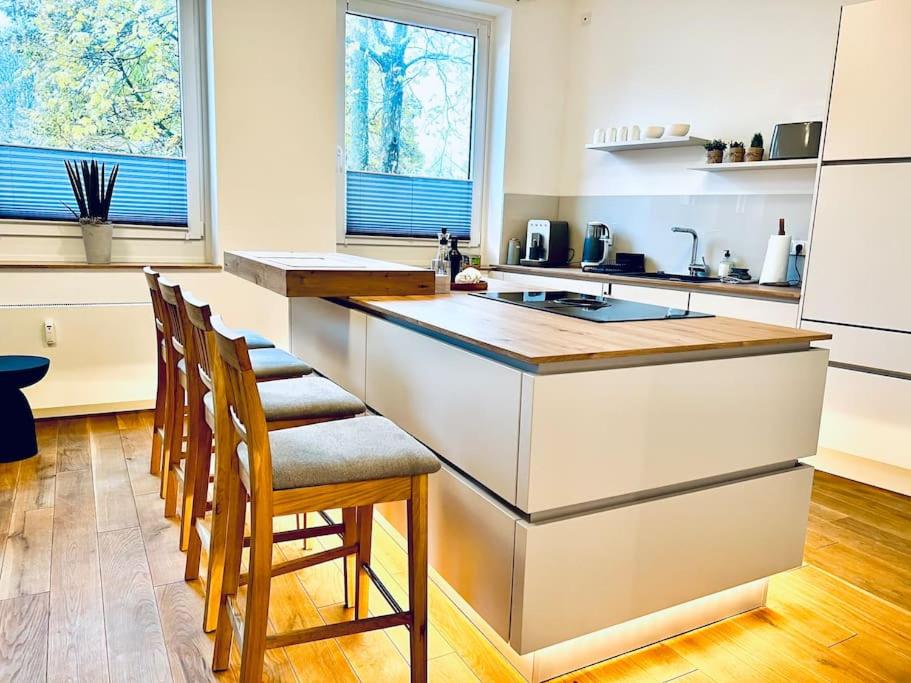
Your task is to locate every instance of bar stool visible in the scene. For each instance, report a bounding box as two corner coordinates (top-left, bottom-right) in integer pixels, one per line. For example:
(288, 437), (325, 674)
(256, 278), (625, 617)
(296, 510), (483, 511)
(179, 291), (366, 632)
(157, 277), (311, 519)
(210, 318), (440, 682)
(143, 268), (275, 482)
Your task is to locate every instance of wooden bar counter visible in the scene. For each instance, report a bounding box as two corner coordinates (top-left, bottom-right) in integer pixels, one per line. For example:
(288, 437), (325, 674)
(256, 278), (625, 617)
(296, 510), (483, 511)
(228, 258), (831, 682)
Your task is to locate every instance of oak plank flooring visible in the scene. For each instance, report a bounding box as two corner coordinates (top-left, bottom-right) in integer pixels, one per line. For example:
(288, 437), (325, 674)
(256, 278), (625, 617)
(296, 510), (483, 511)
(47, 468), (109, 682)
(0, 592), (49, 681)
(89, 414), (139, 532)
(0, 412), (909, 682)
(99, 526), (171, 681)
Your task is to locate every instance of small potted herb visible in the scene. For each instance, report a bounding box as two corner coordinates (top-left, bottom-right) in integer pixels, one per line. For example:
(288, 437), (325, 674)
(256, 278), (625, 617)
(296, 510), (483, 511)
(729, 140), (745, 163)
(703, 139), (727, 164)
(746, 132), (764, 162)
(64, 159), (120, 264)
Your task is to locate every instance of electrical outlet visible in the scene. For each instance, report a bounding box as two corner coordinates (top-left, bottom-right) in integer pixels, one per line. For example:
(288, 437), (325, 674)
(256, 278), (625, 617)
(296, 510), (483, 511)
(44, 319), (57, 346)
(790, 239), (808, 256)
(581, 11), (592, 25)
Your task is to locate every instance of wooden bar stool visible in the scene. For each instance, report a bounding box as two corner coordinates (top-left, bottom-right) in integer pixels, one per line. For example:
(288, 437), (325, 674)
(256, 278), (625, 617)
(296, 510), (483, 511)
(143, 268), (276, 484)
(179, 292), (366, 632)
(210, 318), (440, 682)
(157, 277), (311, 519)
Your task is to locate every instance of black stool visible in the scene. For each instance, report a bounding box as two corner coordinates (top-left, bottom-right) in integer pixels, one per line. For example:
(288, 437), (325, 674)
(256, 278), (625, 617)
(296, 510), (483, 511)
(0, 356), (50, 462)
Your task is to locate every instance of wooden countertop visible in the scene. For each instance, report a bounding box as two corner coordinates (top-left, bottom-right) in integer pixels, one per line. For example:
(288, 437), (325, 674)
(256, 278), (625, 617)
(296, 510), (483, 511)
(345, 281), (829, 366)
(492, 264), (802, 302)
(225, 251), (434, 297)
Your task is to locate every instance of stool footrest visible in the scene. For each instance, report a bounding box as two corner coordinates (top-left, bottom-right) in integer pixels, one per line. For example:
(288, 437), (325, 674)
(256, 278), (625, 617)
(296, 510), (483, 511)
(265, 612), (412, 650)
(239, 543), (356, 586)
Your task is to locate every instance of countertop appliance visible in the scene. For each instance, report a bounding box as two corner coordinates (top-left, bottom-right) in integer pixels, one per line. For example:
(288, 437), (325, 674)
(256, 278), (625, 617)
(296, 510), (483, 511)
(520, 220), (570, 267)
(581, 222), (611, 268)
(769, 121), (822, 160)
(582, 252), (646, 275)
(473, 290), (712, 323)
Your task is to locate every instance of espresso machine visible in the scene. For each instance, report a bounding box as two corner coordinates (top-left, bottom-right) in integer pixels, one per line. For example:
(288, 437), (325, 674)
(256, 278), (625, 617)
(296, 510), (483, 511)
(519, 220), (570, 267)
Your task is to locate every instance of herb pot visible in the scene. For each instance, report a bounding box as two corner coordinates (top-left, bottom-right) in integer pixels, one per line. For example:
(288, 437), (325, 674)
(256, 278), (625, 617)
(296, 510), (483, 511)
(706, 149), (723, 164)
(729, 147), (745, 163)
(80, 220), (113, 264)
(746, 147), (764, 162)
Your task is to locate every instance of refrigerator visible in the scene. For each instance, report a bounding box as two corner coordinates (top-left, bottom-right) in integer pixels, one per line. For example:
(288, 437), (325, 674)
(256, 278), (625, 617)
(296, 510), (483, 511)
(800, 0), (911, 490)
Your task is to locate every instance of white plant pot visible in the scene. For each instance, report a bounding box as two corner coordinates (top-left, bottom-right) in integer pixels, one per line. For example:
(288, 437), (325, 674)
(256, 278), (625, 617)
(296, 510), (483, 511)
(80, 221), (113, 264)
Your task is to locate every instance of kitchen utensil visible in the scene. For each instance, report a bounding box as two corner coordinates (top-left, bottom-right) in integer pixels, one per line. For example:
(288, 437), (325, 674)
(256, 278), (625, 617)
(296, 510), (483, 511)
(770, 121), (822, 159)
(668, 123), (691, 136)
(644, 125), (665, 139)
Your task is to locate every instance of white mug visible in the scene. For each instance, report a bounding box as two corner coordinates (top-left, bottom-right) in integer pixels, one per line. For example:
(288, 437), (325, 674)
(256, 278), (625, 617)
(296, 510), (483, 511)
(631, 125), (641, 140)
(592, 128), (606, 144)
(608, 127), (618, 142)
(619, 126), (628, 141)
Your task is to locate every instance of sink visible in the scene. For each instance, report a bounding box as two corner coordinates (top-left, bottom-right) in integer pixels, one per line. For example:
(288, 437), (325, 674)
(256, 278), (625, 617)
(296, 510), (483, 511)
(617, 272), (721, 284)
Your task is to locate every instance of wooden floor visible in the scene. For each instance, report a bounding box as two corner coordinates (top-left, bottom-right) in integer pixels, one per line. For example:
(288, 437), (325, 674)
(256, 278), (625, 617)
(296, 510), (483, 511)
(0, 412), (909, 682)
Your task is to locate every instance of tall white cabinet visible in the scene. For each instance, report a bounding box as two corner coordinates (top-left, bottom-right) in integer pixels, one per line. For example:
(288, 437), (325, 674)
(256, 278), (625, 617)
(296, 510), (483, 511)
(801, 0), (911, 492)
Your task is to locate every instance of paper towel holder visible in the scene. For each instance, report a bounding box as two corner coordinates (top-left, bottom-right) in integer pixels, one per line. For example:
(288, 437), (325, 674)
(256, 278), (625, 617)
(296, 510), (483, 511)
(759, 218), (793, 286)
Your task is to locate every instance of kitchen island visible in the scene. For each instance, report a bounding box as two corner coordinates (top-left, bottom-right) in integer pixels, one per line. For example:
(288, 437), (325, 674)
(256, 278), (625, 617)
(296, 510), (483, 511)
(229, 253), (831, 682)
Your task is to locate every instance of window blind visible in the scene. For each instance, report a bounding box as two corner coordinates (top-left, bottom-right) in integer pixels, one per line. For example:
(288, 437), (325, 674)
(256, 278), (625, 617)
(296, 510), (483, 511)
(0, 144), (188, 227)
(346, 170), (471, 239)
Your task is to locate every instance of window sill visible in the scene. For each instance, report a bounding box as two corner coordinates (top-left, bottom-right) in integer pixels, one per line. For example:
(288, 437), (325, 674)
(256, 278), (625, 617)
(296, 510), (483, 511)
(0, 261), (220, 271)
(0, 219), (201, 241)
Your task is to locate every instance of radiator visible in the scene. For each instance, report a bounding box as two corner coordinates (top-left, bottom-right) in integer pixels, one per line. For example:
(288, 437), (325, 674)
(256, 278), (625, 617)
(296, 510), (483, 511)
(0, 302), (157, 417)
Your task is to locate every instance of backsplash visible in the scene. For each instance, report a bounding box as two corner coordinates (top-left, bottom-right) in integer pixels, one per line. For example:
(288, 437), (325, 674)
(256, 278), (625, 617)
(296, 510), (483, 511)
(503, 193), (814, 278)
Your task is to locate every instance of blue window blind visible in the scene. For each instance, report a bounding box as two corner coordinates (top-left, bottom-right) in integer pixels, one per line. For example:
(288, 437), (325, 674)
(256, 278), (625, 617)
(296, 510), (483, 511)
(346, 171), (471, 239)
(0, 144), (188, 227)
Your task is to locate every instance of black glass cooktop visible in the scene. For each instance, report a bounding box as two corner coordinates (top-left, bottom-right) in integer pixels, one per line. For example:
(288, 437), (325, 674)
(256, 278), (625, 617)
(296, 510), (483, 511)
(472, 290), (713, 323)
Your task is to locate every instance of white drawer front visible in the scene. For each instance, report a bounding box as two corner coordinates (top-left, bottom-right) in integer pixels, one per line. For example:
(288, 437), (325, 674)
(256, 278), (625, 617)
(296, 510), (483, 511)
(501, 272), (603, 296)
(290, 298), (367, 400)
(802, 320), (911, 376)
(819, 366), (911, 471)
(365, 317), (522, 503)
(690, 292), (798, 328)
(518, 348), (828, 513)
(510, 465), (813, 653)
(609, 283), (690, 309)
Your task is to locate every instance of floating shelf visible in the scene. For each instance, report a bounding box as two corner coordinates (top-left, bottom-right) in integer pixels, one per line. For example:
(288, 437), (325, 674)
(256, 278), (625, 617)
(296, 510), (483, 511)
(585, 135), (710, 152)
(688, 158), (819, 172)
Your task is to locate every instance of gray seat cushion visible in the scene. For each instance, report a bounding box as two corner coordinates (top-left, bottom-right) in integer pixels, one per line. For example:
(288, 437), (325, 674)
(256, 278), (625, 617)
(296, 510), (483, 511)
(248, 348), (312, 380)
(180, 348), (309, 380)
(236, 329), (275, 350)
(203, 377), (364, 423)
(238, 415), (440, 490)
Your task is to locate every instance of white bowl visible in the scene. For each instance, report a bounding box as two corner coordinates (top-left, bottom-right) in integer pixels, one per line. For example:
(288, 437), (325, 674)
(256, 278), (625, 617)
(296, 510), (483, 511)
(644, 125), (665, 139)
(667, 123), (691, 137)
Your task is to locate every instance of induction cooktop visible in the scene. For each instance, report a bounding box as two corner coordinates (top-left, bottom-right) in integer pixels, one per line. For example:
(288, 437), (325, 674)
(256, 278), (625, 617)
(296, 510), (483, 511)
(472, 290), (713, 323)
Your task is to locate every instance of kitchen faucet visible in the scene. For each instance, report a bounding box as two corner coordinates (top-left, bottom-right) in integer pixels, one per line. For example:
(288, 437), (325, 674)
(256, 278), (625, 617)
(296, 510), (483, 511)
(671, 226), (708, 278)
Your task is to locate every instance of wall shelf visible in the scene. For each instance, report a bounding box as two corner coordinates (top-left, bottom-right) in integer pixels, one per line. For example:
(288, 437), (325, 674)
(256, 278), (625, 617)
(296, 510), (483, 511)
(688, 158), (819, 172)
(586, 136), (709, 152)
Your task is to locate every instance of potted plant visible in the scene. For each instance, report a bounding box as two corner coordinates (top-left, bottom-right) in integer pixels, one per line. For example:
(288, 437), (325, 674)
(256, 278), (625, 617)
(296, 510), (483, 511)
(746, 132), (764, 162)
(729, 140), (745, 162)
(64, 159), (120, 264)
(704, 139), (727, 164)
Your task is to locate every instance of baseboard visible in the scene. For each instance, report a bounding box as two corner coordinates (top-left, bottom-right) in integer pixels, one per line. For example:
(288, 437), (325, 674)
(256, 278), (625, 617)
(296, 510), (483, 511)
(802, 448), (911, 496)
(33, 400), (154, 420)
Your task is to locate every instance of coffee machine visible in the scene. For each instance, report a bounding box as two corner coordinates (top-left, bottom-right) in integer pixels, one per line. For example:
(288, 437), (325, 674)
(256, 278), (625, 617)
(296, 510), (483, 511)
(519, 220), (570, 267)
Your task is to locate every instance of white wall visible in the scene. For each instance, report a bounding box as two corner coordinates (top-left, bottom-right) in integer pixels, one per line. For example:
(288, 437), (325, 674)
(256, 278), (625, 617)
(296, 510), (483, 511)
(558, 0), (846, 197)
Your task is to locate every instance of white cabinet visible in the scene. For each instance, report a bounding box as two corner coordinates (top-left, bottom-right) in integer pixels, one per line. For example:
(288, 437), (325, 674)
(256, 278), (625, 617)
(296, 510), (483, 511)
(689, 292), (798, 327)
(500, 271), (604, 296)
(609, 283), (690, 309)
(364, 317), (522, 504)
(824, 0), (911, 161)
(804, 321), (910, 376)
(510, 465), (813, 653)
(802, 164), (911, 334)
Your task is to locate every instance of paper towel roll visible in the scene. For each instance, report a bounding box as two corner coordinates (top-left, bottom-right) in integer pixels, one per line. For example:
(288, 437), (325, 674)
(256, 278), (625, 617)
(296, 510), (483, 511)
(759, 234), (791, 284)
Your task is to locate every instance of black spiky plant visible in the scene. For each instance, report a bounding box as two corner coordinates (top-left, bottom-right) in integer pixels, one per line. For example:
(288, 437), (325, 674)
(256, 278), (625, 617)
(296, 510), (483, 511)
(63, 159), (119, 223)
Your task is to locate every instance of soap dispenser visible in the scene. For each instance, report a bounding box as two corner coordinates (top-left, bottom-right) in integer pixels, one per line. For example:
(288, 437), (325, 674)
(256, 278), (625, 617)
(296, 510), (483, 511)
(718, 250), (734, 278)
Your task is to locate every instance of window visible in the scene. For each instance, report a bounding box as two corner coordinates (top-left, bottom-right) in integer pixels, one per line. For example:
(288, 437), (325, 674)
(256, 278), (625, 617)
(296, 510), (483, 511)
(343, 0), (489, 242)
(0, 0), (207, 236)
